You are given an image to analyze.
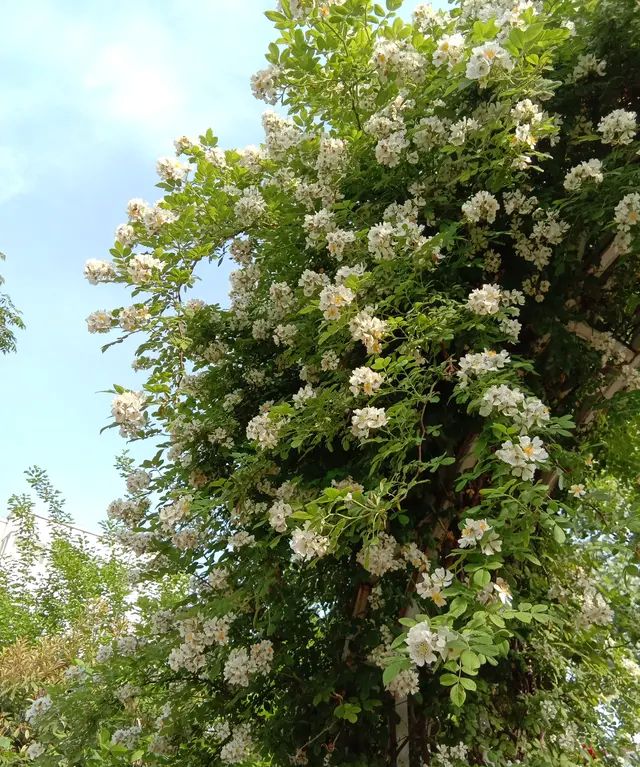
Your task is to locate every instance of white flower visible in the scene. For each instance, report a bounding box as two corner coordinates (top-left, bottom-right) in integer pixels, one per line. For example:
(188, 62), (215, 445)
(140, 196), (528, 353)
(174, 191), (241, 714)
(326, 229), (356, 260)
(335, 264), (366, 285)
(290, 526), (330, 562)
(228, 530), (256, 549)
(597, 109), (637, 146)
(115, 223), (136, 247)
(250, 65), (281, 104)
(119, 305), (150, 332)
(614, 193), (640, 231)
(316, 134), (348, 179)
(320, 350), (340, 371)
(234, 187), (267, 226)
(298, 269), (330, 296)
(318, 284), (355, 320)
(349, 309), (387, 354)
(371, 39), (426, 82)
(357, 532), (403, 577)
(84, 259), (115, 285)
(368, 222), (396, 259)
(449, 117), (479, 146)
(414, 116), (448, 150)
(493, 577), (512, 606)
(386, 668), (420, 700)
(416, 568), (453, 607)
(111, 726), (142, 749)
(433, 32), (465, 69)
(126, 469), (151, 494)
(375, 129), (410, 167)
(268, 500), (293, 533)
(292, 384), (315, 409)
(570, 53), (606, 82)
(143, 203), (177, 233)
(495, 435), (549, 481)
(249, 639), (274, 675)
(127, 198), (149, 221)
(466, 41), (513, 80)
(174, 135), (197, 153)
(467, 283), (502, 315)
(351, 407), (388, 439)
(246, 411), (285, 449)
(349, 367), (383, 396)
(406, 622), (449, 667)
(128, 253), (162, 284)
(457, 349), (510, 387)
(27, 741), (45, 760)
(111, 391), (147, 437)
(273, 323), (297, 347)
(262, 110), (302, 158)
(563, 159), (604, 191)
(220, 724), (254, 765)
(86, 310), (113, 334)
(458, 518), (491, 548)
(481, 531), (502, 555)
(511, 99), (544, 126)
(462, 191), (500, 223)
(156, 156), (188, 183)
(569, 483), (586, 498)
(303, 208), (335, 247)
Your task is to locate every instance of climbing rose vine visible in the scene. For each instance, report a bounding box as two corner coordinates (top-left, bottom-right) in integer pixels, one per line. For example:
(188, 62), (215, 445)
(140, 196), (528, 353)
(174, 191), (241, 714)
(26, 0), (640, 765)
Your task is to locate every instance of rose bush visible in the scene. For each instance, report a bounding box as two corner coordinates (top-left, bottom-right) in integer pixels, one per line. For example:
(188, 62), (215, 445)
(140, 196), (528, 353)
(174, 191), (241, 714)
(25, 0), (640, 765)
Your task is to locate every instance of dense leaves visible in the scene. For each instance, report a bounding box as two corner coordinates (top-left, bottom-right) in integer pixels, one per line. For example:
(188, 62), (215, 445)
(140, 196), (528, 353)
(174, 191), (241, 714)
(20, 1), (640, 766)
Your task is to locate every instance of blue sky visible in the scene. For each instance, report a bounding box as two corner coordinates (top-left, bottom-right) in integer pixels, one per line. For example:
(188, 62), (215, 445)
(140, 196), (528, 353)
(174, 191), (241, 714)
(0, 0), (430, 531)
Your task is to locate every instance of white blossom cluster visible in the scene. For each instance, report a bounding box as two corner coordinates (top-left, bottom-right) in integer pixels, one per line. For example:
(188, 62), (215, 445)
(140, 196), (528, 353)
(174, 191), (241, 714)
(456, 349), (510, 387)
(223, 640), (274, 687)
(405, 622), (454, 667)
(349, 366), (384, 396)
(351, 406), (388, 440)
(495, 435), (549, 481)
(416, 567), (454, 606)
(111, 391), (147, 437)
(168, 614), (236, 673)
(462, 191), (500, 223)
(289, 525), (330, 562)
(597, 109), (637, 146)
(563, 159), (603, 192)
(479, 384), (550, 432)
(111, 725), (142, 749)
(357, 532), (404, 577)
(458, 518), (502, 555)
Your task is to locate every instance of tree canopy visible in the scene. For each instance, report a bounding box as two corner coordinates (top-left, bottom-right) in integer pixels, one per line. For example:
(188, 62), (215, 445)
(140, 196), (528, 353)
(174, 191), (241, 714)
(17, 0), (640, 765)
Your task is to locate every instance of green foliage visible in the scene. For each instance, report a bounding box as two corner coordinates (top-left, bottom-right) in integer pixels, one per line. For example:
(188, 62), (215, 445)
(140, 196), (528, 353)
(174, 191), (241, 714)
(0, 252), (24, 355)
(0, 468), (130, 763)
(19, 0), (640, 766)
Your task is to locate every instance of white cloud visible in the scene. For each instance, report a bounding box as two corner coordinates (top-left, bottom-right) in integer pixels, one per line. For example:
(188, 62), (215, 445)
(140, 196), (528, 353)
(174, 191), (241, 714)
(0, 0), (272, 200)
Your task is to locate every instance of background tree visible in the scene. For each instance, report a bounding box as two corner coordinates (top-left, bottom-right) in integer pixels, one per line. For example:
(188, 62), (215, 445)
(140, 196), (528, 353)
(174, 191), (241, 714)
(0, 468), (130, 763)
(23, 0), (640, 765)
(0, 252), (24, 354)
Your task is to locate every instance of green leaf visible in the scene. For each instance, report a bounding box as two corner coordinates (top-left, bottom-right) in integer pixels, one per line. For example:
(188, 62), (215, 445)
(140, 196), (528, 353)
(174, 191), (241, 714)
(385, 0), (402, 9)
(461, 650), (481, 670)
(383, 658), (410, 686)
(460, 677), (477, 691)
(440, 673), (459, 686)
(265, 10), (286, 21)
(450, 683), (467, 707)
(473, 569), (491, 588)
(553, 524), (566, 544)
